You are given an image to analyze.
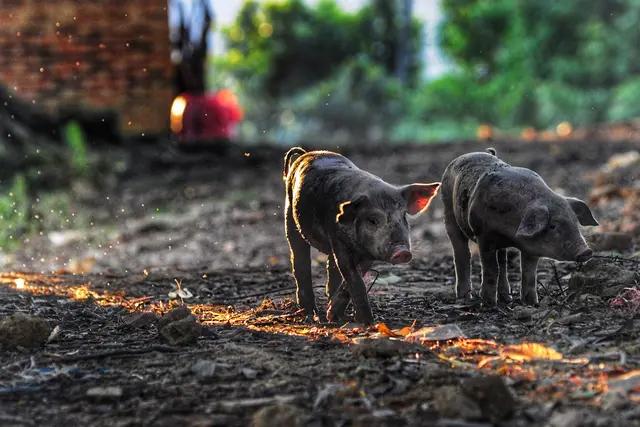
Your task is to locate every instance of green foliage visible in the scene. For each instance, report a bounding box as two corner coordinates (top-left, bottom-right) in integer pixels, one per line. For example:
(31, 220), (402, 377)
(438, 0), (640, 129)
(216, 0), (640, 143)
(0, 175), (30, 250)
(63, 120), (89, 176)
(286, 56), (405, 141)
(440, 0), (514, 74)
(391, 118), (479, 143)
(609, 78), (640, 122)
(220, 0), (421, 97)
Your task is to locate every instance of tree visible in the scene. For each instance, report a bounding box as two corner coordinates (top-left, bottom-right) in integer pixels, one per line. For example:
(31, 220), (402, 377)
(438, 0), (640, 127)
(220, 0), (423, 96)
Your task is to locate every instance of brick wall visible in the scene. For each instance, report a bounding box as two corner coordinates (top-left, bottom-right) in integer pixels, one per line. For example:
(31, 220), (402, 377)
(0, 0), (173, 135)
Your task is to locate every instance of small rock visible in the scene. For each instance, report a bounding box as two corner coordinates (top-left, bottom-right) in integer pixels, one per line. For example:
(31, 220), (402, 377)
(160, 315), (203, 345)
(587, 232), (634, 253)
(0, 312), (52, 349)
(242, 367), (258, 379)
(191, 359), (218, 382)
(158, 305), (192, 329)
(461, 375), (517, 422)
(375, 273), (402, 286)
(406, 324), (466, 343)
(251, 404), (303, 427)
(577, 293), (601, 306)
(86, 386), (123, 400)
(122, 312), (158, 329)
(569, 258), (637, 297)
(601, 389), (629, 411)
(546, 409), (588, 427)
(433, 385), (482, 420)
(351, 337), (417, 358)
(512, 306), (537, 321)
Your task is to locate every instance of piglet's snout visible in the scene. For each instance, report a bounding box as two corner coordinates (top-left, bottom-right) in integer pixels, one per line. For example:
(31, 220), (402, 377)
(390, 245), (412, 264)
(575, 248), (593, 263)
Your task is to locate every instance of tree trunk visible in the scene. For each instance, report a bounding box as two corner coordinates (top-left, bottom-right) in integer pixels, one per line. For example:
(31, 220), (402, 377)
(395, 0), (413, 85)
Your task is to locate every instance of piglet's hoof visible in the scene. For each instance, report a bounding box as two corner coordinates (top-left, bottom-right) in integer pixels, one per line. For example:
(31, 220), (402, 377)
(457, 293), (480, 307)
(326, 307), (347, 325)
(354, 310), (374, 326)
(480, 303), (499, 312)
(498, 293), (513, 304)
(520, 296), (539, 306)
(302, 310), (325, 324)
(480, 296), (498, 310)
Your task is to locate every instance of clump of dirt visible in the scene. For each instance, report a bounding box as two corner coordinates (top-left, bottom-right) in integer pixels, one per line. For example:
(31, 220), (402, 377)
(121, 311), (158, 329)
(158, 305), (203, 345)
(0, 312), (51, 349)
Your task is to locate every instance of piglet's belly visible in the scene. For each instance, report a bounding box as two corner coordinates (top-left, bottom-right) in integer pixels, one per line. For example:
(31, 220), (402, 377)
(298, 223), (332, 254)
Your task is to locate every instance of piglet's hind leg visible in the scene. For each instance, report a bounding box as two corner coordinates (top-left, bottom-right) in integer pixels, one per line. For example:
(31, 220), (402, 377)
(285, 206), (318, 321)
(497, 248), (512, 303)
(445, 219), (473, 300)
(479, 246), (499, 307)
(330, 239), (374, 325)
(326, 256), (349, 323)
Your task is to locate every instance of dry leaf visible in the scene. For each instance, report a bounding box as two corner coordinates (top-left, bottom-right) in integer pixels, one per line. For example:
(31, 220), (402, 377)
(501, 343), (563, 361)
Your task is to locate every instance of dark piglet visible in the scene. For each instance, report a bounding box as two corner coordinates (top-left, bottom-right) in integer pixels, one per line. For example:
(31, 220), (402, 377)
(283, 147), (440, 324)
(441, 148), (598, 306)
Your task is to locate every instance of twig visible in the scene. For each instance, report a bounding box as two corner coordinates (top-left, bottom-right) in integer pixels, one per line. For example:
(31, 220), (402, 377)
(592, 254), (640, 266)
(366, 269), (380, 294)
(41, 345), (177, 363)
(224, 287), (296, 301)
(552, 261), (566, 297)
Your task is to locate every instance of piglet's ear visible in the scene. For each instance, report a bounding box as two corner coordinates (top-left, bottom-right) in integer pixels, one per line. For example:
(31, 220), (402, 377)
(336, 195), (369, 224)
(565, 197), (599, 226)
(516, 205), (549, 238)
(401, 183), (441, 215)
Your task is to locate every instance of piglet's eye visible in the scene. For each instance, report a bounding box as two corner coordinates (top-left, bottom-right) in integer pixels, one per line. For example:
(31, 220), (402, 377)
(367, 217), (379, 226)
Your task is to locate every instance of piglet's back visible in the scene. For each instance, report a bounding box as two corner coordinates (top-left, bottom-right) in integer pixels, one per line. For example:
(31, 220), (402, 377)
(441, 152), (508, 237)
(442, 152), (506, 202)
(289, 151), (383, 202)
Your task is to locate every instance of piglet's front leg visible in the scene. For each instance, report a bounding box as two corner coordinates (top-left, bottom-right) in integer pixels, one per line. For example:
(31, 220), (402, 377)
(326, 260), (374, 324)
(520, 253), (539, 305)
(327, 239), (374, 325)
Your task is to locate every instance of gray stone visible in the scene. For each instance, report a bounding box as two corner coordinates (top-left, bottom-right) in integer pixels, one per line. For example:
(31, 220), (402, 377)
(191, 359), (218, 382)
(433, 385), (482, 420)
(461, 375), (517, 422)
(251, 404), (303, 427)
(546, 409), (588, 427)
(122, 311), (158, 328)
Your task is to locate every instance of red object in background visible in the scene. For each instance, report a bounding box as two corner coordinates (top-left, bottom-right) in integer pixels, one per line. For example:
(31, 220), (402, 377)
(170, 89), (243, 142)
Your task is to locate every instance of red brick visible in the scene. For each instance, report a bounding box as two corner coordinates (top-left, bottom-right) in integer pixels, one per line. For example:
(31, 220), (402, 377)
(0, 0), (172, 134)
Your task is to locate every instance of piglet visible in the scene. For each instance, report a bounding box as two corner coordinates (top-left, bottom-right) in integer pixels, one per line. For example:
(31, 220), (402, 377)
(441, 148), (598, 306)
(283, 147), (440, 324)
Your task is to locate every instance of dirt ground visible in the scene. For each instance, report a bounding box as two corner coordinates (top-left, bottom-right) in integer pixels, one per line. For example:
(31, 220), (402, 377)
(1, 139), (640, 426)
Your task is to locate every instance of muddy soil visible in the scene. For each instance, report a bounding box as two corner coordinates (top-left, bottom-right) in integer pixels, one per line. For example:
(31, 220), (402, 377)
(1, 139), (640, 426)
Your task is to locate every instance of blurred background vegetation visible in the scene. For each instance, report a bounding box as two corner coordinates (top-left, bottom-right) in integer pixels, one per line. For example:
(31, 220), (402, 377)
(210, 0), (640, 144)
